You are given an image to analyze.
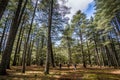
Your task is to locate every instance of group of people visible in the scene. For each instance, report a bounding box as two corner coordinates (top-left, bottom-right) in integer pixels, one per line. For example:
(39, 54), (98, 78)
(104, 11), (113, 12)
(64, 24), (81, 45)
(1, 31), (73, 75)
(59, 63), (77, 70)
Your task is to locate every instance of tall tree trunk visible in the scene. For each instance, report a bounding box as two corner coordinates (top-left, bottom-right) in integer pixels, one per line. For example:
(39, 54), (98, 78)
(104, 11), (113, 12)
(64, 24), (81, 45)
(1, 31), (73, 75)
(99, 47), (105, 66)
(0, 0), (23, 75)
(50, 42), (55, 67)
(44, 0), (53, 74)
(110, 31), (120, 66)
(67, 36), (72, 64)
(114, 29), (120, 50)
(79, 29), (86, 68)
(93, 33), (101, 67)
(26, 41), (31, 66)
(22, 0), (38, 73)
(86, 41), (92, 67)
(0, 0), (9, 20)
(7, 0), (28, 69)
(39, 35), (44, 66)
(39, 35), (45, 66)
(0, 20), (7, 54)
(2, 27), (8, 52)
(2, 20), (11, 53)
(102, 37), (112, 67)
(17, 28), (24, 66)
(26, 40), (34, 66)
(36, 38), (40, 65)
(21, 38), (27, 66)
(108, 35), (119, 68)
(12, 14), (25, 66)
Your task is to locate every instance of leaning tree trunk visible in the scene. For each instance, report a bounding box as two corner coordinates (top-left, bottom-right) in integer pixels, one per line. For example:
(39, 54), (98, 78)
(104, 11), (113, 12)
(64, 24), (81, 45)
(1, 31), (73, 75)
(112, 17), (120, 35)
(22, 0), (38, 73)
(17, 28), (25, 66)
(0, 0), (9, 20)
(110, 31), (120, 66)
(6, 0), (28, 69)
(0, 0), (23, 75)
(44, 0), (53, 75)
(0, 20), (7, 54)
(108, 35), (119, 68)
(12, 15), (25, 66)
(113, 28), (120, 50)
(102, 36), (112, 67)
(93, 33), (101, 67)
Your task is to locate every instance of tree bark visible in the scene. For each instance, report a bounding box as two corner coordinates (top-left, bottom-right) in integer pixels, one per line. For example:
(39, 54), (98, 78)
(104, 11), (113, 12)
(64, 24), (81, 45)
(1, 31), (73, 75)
(44, 0), (53, 74)
(17, 28), (24, 66)
(79, 29), (86, 68)
(0, 19), (7, 54)
(26, 40), (34, 66)
(39, 35), (44, 66)
(12, 7), (28, 66)
(102, 37), (112, 67)
(12, 15), (25, 66)
(22, 0), (38, 73)
(50, 42), (55, 67)
(7, 0), (28, 69)
(67, 36), (72, 64)
(93, 33), (101, 67)
(108, 35), (119, 68)
(0, 0), (23, 75)
(86, 41), (92, 67)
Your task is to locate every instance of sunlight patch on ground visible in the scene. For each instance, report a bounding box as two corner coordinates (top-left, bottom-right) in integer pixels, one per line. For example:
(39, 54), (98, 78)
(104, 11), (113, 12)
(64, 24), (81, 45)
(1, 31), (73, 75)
(111, 70), (120, 74)
(1, 66), (120, 80)
(26, 71), (43, 74)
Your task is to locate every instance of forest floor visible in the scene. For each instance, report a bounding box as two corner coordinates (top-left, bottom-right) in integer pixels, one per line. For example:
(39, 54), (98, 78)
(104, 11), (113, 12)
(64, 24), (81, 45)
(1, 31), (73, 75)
(0, 65), (120, 80)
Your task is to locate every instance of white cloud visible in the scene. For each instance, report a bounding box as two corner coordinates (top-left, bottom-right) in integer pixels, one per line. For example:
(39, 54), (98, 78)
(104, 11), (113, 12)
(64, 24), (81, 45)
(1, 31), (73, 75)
(65, 0), (94, 20)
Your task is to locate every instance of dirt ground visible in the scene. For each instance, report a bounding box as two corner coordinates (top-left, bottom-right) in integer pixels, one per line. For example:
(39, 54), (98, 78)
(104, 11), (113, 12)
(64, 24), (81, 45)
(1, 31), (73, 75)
(0, 65), (120, 80)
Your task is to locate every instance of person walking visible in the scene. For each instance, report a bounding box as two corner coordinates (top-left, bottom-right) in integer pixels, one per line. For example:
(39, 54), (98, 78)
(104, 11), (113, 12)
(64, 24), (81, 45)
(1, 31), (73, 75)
(59, 63), (62, 70)
(73, 63), (77, 70)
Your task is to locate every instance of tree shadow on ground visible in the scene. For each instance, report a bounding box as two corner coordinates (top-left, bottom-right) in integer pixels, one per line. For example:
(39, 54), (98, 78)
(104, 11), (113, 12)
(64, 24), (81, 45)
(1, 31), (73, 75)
(58, 67), (120, 80)
(0, 66), (120, 80)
